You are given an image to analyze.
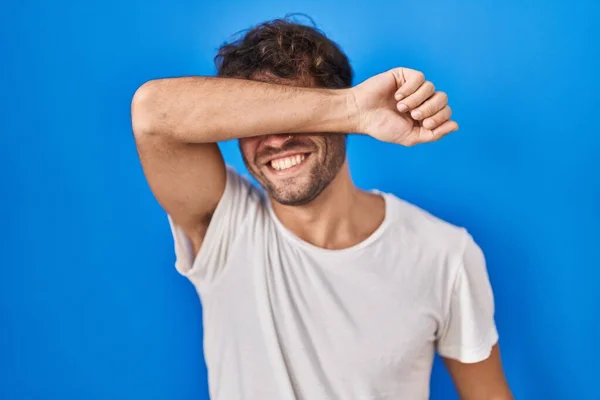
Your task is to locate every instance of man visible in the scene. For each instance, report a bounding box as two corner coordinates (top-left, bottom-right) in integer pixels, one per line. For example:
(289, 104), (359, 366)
(131, 17), (512, 400)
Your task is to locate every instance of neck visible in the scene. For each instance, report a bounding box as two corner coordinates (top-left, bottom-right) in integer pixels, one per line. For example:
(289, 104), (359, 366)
(269, 162), (385, 250)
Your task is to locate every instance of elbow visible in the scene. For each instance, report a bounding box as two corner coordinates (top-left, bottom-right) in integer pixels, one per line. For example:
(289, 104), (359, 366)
(459, 387), (513, 400)
(461, 394), (512, 400)
(485, 391), (514, 400)
(131, 80), (161, 137)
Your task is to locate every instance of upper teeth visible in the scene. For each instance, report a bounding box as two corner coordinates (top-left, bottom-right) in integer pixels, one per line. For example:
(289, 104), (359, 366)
(271, 154), (305, 171)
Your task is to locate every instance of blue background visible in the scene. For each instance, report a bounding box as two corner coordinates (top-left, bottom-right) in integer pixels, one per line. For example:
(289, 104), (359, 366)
(2, 0), (599, 399)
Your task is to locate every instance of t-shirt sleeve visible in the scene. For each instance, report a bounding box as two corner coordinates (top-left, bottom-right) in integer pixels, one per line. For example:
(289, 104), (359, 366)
(436, 232), (499, 363)
(166, 166), (261, 289)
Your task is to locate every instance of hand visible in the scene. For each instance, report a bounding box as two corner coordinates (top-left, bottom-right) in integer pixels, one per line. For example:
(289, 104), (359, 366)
(350, 67), (458, 145)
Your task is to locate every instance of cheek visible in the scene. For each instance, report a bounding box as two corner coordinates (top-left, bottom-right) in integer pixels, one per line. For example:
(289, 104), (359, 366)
(239, 138), (261, 162)
(324, 136), (346, 157)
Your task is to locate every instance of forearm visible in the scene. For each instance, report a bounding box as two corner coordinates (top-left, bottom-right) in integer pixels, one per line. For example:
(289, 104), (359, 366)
(131, 76), (357, 142)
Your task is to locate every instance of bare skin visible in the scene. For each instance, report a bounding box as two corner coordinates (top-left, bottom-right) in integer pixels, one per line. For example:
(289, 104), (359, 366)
(444, 345), (513, 400)
(131, 67), (512, 399)
(131, 68), (454, 250)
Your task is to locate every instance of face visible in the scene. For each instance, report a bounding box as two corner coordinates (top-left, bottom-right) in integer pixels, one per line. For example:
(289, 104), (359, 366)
(239, 132), (347, 206)
(237, 72), (347, 206)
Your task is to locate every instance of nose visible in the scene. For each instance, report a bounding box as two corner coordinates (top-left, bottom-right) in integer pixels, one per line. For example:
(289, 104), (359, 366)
(259, 134), (293, 149)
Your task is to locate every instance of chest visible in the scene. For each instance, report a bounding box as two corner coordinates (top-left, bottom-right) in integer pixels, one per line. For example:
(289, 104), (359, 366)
(203, 241), (444, 387)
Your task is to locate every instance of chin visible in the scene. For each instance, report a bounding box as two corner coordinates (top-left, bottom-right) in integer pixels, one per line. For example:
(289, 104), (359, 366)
(271, 193), (315, 207)
(269, 186), (306, 204)
(268, 181), (323, 206)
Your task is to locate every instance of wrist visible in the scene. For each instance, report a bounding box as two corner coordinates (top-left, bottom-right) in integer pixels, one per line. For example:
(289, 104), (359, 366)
(343, 87), (365, 135)
(311, 88), (362, 135)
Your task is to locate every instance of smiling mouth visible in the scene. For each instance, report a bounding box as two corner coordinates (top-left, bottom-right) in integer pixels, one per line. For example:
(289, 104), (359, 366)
(265, 152), (311, 174)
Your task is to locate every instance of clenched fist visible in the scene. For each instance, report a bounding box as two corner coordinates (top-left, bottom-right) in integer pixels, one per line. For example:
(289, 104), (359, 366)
(350, 68), (458, 145)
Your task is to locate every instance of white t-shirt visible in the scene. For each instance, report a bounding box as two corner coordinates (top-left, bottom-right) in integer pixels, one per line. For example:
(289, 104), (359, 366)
(168, 167), (499, 400)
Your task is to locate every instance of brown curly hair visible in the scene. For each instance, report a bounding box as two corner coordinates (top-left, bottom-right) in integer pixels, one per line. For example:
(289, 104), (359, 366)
(215, 15), (353, 89)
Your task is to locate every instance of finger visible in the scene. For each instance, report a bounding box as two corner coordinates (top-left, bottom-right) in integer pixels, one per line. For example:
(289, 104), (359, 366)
(393, 69), (425, 101)
(409, 91), (448, 121)
(399, 120), (458, 146)
(423, 106), (452, 130)
(431, 120), (459, 139)
(396, 81), (435, 113)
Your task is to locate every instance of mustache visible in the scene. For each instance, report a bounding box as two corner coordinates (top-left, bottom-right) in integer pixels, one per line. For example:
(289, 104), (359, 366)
(256, 138), (316, 162)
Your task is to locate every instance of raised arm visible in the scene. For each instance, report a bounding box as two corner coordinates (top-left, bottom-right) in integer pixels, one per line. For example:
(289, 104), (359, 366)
(130, 77), (355, 253)
(131, 77), (356, 143)
(130, 68), (457, 252)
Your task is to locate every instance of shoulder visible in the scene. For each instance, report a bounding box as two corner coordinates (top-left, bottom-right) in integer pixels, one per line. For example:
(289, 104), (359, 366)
(167, 166), (269, 284)
(221, 166), (266, 215)
(383, 193), (472, 255)
(381, 193), (487, 306)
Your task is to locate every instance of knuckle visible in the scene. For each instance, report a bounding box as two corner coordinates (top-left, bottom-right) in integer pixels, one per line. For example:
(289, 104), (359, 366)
(419, 103), (433, 116)
(407, 99), (421, 110)
(426, 81), (435, 93)
(424, 118), (437, 129)
(436, 109), (450, 122)
(402, 97), (418, 109)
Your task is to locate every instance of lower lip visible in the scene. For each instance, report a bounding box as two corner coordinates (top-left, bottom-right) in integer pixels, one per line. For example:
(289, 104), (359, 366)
(266, 153), (311, 176)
